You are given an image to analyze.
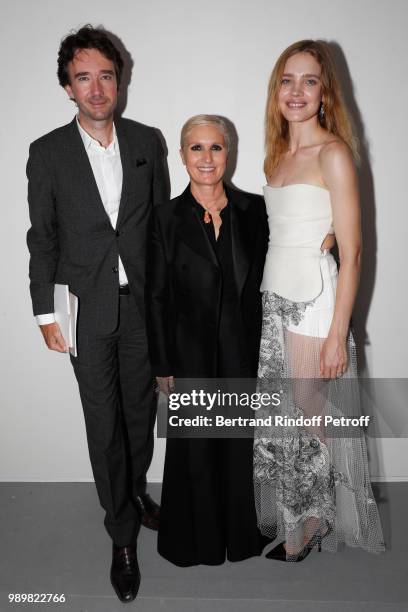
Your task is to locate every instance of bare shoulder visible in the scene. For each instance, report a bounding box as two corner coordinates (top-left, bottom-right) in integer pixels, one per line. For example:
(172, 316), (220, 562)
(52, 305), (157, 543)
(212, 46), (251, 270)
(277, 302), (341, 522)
(319, 138), (355, 187)
(319, 138), (353, 168)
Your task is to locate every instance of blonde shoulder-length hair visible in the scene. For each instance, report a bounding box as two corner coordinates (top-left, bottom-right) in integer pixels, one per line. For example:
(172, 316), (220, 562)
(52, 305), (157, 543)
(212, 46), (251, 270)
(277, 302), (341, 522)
(264, 39), (359, 177)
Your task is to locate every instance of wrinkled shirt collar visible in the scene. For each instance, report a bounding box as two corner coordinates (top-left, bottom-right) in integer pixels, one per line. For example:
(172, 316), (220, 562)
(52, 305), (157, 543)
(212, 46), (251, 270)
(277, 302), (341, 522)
(76, 116), (118, 154)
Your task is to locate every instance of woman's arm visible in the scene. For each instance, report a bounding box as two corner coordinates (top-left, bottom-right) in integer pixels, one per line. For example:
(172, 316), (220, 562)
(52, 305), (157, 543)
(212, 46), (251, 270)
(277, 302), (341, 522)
(319, 140), (362, 379)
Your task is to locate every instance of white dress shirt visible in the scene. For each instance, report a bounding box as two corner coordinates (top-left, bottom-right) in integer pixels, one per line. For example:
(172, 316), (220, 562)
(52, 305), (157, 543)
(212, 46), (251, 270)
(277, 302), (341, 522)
(36, 118), (127, 325)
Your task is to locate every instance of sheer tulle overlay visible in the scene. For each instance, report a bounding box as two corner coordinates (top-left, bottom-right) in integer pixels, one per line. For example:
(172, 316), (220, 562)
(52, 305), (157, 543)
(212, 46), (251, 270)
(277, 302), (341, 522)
(254, 252), (385, 558)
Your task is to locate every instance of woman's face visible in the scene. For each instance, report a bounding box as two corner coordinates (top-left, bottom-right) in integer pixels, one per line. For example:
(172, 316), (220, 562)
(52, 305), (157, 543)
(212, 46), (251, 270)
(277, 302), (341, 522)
(180, 124), (228, 188)
(278, 52), (323, 124)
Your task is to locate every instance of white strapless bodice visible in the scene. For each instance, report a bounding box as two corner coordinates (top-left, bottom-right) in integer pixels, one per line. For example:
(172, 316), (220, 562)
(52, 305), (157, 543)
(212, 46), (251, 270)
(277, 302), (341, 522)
(261, 183), (334, 302)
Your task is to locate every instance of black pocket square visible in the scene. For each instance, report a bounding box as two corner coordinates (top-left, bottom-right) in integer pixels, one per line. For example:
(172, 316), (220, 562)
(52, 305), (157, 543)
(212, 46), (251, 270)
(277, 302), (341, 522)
(136, 158), (147, 167)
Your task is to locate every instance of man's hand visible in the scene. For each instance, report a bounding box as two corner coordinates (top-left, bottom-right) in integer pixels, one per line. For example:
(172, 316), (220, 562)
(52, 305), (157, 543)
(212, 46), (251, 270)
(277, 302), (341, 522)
(39, 322), (68, 353)
(156, 376), (175, 396)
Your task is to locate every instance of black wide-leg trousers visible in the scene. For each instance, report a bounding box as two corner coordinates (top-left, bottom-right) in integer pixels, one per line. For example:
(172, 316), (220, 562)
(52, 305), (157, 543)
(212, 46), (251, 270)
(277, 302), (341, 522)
(70, 293), (156, 546)
(158, 303), (270, 565)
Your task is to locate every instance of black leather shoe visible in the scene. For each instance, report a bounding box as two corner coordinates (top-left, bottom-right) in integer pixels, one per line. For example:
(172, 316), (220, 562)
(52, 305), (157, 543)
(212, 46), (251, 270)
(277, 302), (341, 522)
(110, 544), (140, 603)
(135, 494), (160, 531)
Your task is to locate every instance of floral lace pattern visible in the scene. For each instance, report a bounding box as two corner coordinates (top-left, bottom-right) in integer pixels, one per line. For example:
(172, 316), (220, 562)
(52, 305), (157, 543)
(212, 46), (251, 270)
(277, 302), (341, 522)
(255, 292), (336, 537)
(257, 292), (313, 381)
(254, 291), (385, 554)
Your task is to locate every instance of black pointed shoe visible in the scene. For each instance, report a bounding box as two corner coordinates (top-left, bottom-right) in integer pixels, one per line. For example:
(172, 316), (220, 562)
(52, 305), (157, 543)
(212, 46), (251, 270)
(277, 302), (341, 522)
(266, 539), (317, 562)
(110, 544), (140, 603)
(266, 525), (331, 562)
(135, 494), (160, 531)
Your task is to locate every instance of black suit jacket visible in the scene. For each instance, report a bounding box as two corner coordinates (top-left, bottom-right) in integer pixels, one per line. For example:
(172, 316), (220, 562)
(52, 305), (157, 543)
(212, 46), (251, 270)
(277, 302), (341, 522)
(146, 185), (269, 377)
(27, 117), (168, 334)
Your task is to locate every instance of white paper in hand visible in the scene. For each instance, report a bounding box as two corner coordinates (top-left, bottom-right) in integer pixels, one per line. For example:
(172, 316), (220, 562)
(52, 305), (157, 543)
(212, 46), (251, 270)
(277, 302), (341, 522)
(69, 291), (78, 357)
(54, 284), (78, 357)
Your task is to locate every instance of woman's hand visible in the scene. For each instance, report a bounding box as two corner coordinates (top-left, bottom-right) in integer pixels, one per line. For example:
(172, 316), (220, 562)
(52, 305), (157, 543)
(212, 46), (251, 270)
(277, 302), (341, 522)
(156, 376), (175, 396)
(319, 335), (348, 379)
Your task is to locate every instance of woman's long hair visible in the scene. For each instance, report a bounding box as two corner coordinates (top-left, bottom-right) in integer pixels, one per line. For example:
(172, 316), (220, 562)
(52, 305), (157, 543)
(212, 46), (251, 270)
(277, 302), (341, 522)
(264, 40), (359, 177)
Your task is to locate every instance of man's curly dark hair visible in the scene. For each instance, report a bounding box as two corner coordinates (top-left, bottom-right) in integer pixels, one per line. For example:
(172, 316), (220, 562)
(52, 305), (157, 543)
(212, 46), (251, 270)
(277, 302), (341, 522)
(57, 25), (124, 88)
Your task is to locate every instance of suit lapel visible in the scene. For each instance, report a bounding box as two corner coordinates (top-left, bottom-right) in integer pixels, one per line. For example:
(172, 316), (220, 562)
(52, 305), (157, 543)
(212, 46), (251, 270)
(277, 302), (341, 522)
(175, 186), (219, 267)
(65, 118), (113, 228)
(226, 186), (251, 296)
(174, 185), (255, 284)
(115, 119), (133, 227)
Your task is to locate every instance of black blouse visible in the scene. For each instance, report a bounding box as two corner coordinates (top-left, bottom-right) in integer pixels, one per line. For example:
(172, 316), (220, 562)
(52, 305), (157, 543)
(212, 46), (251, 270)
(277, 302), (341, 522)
(190, 190), (249, 375)
(193, 199), (238, 304)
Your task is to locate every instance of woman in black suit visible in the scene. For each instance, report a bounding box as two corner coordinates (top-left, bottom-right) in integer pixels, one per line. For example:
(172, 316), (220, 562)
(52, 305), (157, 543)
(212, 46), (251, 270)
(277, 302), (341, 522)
(146, 115), (269, 566)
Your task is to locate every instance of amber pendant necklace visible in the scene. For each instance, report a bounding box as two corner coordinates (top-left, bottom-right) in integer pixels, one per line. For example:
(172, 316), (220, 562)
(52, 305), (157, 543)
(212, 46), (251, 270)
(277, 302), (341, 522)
(203, 204), (225, 223)
(204, 208), (222, 223)
(200, 192), (227, 223)
(204, 210), (212, 223)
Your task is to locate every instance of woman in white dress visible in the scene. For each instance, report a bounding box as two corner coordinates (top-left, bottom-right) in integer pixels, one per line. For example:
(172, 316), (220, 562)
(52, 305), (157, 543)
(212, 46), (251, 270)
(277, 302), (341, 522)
(254, 40), (384, 561)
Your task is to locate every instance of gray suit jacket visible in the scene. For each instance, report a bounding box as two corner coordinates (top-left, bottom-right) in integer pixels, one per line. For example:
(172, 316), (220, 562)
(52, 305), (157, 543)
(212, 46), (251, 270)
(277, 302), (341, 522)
(27, 116), (168, 334)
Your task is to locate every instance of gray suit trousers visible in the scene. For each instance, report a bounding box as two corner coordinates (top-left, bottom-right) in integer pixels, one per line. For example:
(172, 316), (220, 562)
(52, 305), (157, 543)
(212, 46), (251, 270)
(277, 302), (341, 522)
(70, 293), (156, 546)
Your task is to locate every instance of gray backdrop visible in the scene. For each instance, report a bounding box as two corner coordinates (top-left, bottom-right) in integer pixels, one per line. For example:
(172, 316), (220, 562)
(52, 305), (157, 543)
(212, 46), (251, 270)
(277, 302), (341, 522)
(1, 0), (406, 482)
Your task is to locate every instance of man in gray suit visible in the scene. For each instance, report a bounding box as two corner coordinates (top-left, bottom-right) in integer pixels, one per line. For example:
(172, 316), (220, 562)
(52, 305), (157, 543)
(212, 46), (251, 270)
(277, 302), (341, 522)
(26, 25), (168, 603)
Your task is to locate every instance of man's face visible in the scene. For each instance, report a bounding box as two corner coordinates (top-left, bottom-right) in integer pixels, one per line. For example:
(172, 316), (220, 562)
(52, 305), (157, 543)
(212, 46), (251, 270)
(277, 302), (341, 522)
(64, 48), (118, 122)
